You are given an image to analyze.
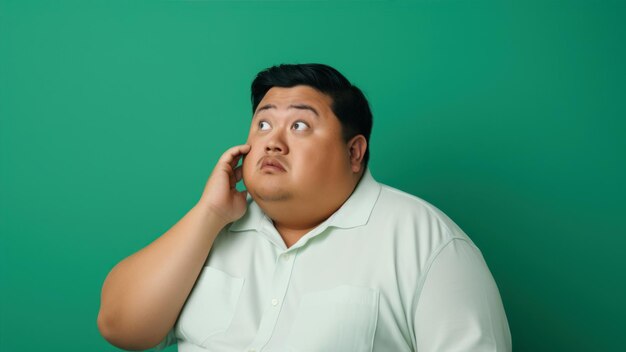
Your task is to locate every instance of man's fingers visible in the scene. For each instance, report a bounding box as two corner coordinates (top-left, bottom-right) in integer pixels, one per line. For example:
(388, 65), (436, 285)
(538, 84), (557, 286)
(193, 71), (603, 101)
(218, 144), (251, 166)
(234, 165), (243, 182)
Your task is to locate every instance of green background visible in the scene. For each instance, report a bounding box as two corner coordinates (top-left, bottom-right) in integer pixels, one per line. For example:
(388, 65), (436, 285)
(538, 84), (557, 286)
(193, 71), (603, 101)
(1, 0), (624, 351)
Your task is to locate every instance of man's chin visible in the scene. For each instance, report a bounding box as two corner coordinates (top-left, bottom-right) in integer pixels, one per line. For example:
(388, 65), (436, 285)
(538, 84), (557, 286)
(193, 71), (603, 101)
(249, 186), (292, 202)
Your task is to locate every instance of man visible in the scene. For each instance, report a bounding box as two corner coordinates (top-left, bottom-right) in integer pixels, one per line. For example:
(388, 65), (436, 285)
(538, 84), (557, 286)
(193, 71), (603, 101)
(97, 63), (511, 351)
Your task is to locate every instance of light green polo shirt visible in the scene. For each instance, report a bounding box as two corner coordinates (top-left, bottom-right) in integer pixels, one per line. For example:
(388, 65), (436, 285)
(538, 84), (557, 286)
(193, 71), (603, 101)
(156, 169), (511, 352)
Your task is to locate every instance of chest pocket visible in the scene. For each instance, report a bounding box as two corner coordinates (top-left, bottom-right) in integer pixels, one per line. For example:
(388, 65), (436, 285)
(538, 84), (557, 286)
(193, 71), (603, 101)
(175, 266), (244, 347)
(285, 285), (380, 352)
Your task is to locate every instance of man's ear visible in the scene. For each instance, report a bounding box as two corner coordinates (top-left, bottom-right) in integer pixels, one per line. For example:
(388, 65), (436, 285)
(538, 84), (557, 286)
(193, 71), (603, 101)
(347, 135), (367, 173)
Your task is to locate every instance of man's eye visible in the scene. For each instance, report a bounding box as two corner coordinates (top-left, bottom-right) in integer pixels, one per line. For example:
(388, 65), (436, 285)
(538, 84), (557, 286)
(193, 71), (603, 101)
(292, 121), (309, 131)
(259, 121), (271, 130)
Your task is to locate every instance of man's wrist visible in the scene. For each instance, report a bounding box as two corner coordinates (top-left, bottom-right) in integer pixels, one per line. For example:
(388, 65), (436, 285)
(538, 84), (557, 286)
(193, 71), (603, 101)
(193, 200), (231, 229)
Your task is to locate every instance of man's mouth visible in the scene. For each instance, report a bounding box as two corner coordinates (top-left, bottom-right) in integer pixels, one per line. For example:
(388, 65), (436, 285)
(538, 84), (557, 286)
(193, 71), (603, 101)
(260, 157), (287, 172)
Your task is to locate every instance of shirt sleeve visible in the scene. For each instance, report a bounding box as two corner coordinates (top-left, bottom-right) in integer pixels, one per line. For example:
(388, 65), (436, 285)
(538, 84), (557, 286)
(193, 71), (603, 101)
(414, 238), (512, 351)
(152, 328), (176, 351)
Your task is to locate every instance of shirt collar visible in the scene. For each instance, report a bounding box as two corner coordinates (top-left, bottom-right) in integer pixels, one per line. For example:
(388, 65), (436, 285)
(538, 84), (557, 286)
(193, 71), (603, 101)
(228, 168), (381, 233)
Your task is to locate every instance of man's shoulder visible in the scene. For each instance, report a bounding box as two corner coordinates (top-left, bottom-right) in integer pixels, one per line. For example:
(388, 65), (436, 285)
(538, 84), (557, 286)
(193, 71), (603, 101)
(373, 182), (470, 241)
(377, 183), (433, 209)
(375, 182), (443, 217)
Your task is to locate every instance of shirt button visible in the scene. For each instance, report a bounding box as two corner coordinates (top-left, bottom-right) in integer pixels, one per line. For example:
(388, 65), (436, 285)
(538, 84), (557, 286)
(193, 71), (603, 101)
(247, 349), (256, 352)
(282, 254), (291, 261)
(271, 298), (279, 306)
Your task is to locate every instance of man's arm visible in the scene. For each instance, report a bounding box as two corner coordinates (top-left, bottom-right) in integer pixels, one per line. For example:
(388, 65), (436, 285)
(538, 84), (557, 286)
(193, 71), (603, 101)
(96, 144), (250, 351)
(414, 238), (512, 351)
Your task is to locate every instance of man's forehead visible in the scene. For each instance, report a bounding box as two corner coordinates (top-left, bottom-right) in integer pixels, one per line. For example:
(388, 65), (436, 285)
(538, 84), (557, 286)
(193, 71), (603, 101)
(255, 86), (331, 115)
(255, 103), (320, 118)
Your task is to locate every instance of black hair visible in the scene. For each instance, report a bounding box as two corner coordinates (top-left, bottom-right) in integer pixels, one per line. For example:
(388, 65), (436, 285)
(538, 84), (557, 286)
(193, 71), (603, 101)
(251, 63), (373, 169)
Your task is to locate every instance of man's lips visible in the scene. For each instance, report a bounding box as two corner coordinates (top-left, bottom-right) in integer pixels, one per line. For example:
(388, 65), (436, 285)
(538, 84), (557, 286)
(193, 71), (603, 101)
(259, 157), (287, 172)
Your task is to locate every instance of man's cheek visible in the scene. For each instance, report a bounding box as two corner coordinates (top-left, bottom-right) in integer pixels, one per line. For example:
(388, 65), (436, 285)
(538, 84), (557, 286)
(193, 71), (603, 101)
(242, 153), (250, 171)
(242, 155), (253, 188)
(242, 147), (256, 174)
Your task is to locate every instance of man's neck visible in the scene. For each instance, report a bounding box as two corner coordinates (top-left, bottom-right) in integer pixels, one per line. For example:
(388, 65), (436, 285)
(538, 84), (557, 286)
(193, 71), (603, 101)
(262, 170), (366, 248)
(272, 222), (315, 248)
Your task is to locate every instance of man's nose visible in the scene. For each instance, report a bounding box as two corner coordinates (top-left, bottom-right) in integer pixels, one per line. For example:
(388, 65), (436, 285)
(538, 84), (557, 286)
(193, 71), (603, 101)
(265, 130), (288, 154)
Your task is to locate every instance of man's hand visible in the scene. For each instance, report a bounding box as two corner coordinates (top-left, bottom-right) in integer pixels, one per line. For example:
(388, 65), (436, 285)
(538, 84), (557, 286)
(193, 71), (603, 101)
(197, 144), (251, 224)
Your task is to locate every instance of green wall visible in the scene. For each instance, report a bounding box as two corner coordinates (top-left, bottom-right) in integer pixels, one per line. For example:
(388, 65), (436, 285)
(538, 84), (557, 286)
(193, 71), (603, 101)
(1, 1), (624, 351)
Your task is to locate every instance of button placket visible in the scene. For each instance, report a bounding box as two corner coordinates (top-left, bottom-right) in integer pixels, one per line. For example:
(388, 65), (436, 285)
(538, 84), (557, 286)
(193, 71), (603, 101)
(244, 248), (298, 351)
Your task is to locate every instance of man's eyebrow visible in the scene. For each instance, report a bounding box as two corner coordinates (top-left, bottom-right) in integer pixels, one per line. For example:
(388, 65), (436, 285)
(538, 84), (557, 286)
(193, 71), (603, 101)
(255, 104), (319, 117)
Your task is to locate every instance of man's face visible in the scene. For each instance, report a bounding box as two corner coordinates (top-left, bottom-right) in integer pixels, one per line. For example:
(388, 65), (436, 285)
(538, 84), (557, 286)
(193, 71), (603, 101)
(242, 85), (354, 206)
